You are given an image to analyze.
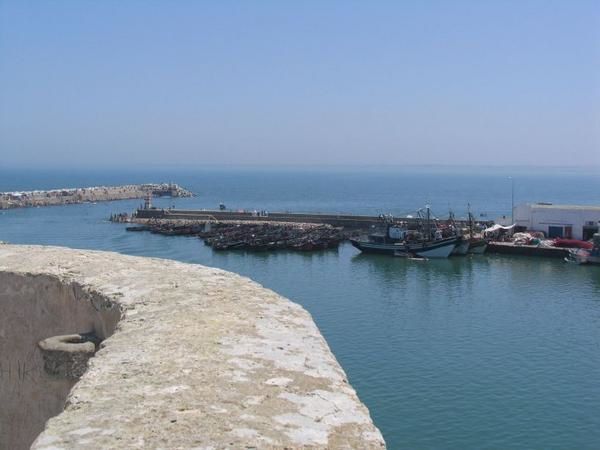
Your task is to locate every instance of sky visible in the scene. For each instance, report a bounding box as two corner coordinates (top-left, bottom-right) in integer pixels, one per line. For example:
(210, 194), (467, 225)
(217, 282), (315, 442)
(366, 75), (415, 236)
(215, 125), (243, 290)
(0, 0), (599, 169)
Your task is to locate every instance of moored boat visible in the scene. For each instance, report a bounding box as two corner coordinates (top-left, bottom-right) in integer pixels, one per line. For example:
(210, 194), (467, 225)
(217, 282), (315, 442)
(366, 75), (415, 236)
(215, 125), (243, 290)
(447, 206), (488, 256)
(350, 206), (459, 259)
(351, 235), (459, 258)
(568, 233), (600, 265)
(451, 237), (470, 255)
(467, 238), (487, 254)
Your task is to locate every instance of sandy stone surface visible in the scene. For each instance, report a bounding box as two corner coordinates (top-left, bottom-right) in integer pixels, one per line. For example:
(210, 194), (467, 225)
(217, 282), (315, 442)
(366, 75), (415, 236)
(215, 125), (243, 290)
(0, 244), (385, 449)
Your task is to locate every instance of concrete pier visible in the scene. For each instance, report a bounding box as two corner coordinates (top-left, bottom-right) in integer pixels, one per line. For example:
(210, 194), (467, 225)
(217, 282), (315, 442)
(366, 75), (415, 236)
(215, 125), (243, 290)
(0, 244), (385, 449)
(136, 208), (490, 230)
(487, 241), (570, 258)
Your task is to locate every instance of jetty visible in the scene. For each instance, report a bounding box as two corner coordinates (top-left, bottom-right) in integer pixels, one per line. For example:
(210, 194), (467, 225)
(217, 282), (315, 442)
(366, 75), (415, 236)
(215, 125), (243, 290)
(135, 208), (489, 229)
(0, 183), (193, 210)
(486, 241), (570, 258)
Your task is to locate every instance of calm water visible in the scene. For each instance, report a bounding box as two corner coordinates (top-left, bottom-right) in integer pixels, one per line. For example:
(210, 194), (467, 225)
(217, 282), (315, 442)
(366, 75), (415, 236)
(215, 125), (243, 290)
(1, 167), (600, 450)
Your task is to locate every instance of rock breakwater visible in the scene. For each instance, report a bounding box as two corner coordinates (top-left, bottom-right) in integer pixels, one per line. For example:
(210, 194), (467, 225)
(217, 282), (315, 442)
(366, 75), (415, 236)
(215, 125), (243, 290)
(0, 183), (193, 209)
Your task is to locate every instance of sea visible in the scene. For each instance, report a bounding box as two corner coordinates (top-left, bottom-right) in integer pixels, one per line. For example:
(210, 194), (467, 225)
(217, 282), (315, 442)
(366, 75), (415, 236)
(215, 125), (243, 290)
(1, 166), (599, 450)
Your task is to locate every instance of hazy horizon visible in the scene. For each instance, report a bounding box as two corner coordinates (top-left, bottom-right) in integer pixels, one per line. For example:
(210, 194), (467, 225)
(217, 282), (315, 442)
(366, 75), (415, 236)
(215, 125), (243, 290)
(2, 160), (600, 173)
(2, 162), (599, 174)
(1, 1), (599, 169)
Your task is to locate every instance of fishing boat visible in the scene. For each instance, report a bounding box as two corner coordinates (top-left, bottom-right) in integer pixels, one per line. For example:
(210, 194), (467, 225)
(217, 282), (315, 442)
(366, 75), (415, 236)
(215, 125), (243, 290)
(466, 204), (487, 254)
(445, 211), (469, 256)
(446, 206), (486, 255)
(467, 238), (487, 254)
(350, 207), (459, 258)
(452, 237), (470, 255)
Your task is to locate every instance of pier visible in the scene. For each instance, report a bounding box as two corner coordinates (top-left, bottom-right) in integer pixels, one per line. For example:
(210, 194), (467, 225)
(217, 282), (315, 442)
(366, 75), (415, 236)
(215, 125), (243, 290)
(135, 208), (490, 230)
(486, 241), (570, 258)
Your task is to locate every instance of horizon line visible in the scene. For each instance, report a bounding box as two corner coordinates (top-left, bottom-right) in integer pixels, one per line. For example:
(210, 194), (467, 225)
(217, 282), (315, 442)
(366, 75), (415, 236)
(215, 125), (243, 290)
(2, 162), (600, 171)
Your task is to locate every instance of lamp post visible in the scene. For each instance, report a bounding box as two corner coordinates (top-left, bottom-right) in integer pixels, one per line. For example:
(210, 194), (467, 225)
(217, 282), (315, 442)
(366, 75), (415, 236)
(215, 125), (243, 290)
(509, 176), (514, 224)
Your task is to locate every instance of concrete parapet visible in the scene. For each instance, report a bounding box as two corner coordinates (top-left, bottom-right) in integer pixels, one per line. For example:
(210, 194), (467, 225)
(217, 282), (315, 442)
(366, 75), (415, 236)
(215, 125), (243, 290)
(0, 245), (385, 449)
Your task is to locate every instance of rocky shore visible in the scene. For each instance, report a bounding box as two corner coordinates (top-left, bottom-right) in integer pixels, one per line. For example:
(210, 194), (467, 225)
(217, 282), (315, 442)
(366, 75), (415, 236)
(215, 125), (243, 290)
(0, 183), (193, 210)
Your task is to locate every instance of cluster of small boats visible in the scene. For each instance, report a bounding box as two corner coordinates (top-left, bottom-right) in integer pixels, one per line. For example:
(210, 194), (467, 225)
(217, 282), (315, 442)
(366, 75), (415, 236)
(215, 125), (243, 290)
(125, 220), (344, 252)
(351, 206), (487, 259)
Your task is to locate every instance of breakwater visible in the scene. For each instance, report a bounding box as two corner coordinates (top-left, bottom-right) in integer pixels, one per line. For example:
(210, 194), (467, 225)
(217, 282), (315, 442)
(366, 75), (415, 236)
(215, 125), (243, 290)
(0, 183), (193, 210)
(136, 208), (491, 229)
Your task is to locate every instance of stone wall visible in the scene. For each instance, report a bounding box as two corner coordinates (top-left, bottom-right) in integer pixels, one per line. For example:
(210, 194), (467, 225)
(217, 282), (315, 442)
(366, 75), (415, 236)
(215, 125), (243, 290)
(0, 273), (120, 450)
(0, 245), (385, 449)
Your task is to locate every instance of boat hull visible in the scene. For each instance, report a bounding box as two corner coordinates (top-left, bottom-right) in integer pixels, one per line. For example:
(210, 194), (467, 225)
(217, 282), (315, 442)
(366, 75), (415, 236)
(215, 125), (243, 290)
(451, 239), (470, 256)
(572, 249), (600, 265)
(351, 237), (458, 258)
(468, 239), (487, 254)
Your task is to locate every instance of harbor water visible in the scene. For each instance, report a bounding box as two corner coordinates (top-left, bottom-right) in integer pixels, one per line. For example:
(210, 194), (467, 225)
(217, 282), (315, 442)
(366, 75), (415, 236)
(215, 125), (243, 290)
(1, 167), (599, 450)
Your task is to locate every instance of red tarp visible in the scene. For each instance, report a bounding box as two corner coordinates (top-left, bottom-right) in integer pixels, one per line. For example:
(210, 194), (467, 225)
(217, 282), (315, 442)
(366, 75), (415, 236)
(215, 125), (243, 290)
(553, 238), (593, 249)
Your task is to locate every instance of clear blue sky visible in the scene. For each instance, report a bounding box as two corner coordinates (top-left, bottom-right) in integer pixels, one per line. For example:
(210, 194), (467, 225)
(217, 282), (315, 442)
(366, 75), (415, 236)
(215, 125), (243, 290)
(1, 0), (598, 168)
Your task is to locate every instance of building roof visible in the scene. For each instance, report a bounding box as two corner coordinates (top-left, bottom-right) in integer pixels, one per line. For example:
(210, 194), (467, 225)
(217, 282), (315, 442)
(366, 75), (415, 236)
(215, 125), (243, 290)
(523, 203), (600, 212)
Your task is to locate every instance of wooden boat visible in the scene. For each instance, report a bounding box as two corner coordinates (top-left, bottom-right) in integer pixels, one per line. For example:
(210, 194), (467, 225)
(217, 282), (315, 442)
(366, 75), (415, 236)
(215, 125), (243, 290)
(350, 207), (459, 258)
(465, 205), (487, 254)
(125, 226), (150, 232)
(351, 236), (459, 258)
(467, 238), (487, 254)
(451, 237), (470, 255)
(443, 211), (469, 256)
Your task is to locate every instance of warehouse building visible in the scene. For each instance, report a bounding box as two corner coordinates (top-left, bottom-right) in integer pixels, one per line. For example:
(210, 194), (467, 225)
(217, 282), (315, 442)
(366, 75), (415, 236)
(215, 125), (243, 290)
(514, 203), (600, 240)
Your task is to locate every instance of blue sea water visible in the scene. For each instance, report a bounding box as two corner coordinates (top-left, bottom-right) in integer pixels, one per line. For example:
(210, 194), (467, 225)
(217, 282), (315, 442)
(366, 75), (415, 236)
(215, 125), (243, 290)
(1, 166), (600, 450)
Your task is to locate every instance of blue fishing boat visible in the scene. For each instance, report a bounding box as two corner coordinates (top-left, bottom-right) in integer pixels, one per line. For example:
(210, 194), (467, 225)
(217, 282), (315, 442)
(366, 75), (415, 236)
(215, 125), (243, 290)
(350, 206), (459, 258)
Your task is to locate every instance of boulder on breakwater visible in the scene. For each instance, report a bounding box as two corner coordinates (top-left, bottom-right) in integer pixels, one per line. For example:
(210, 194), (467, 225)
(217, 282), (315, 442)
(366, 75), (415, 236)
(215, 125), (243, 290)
(0, 183), (193, 210)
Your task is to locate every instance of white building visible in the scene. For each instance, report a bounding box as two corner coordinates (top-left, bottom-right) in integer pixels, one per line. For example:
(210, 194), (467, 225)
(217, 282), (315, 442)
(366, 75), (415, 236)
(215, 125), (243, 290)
(513, 203), (600, 240)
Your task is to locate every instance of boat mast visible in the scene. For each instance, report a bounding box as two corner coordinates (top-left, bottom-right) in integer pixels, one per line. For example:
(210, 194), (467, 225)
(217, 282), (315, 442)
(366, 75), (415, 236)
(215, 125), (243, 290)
(426, 205), (431, 241)
(468, 203), (473, 236)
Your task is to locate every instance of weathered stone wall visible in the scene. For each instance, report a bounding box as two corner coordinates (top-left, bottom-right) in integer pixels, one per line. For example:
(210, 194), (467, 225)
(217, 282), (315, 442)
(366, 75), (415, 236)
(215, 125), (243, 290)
(0, 273), (120, 450)
(0, 245), (385, 449)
